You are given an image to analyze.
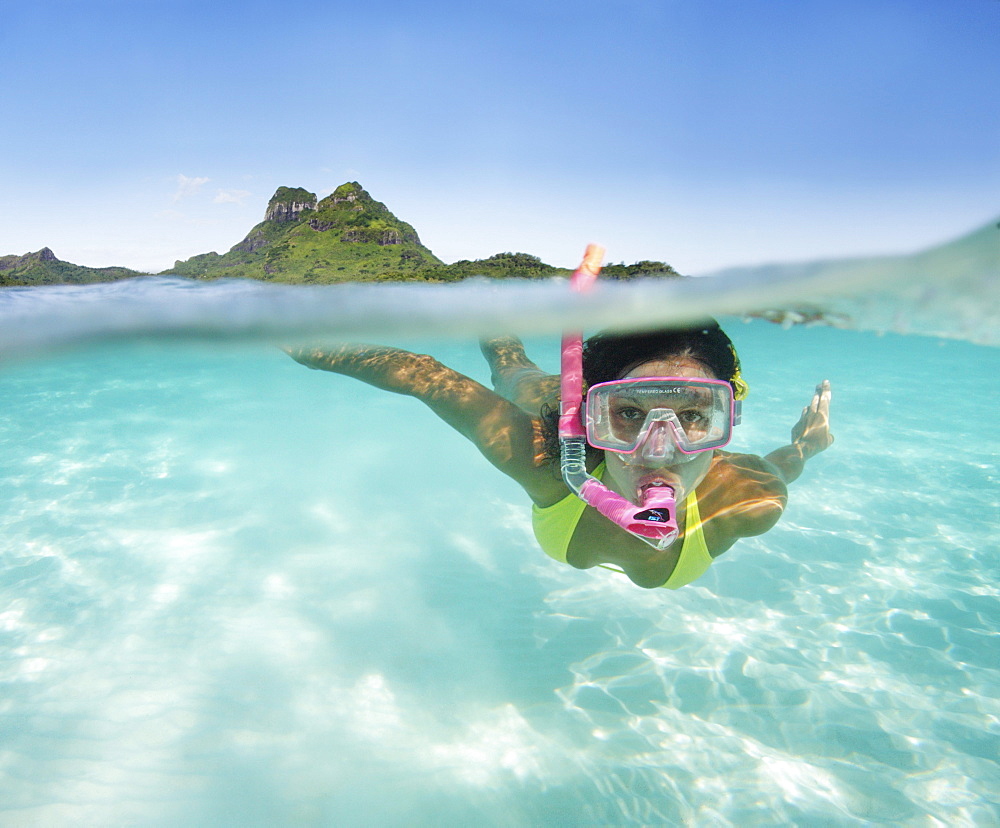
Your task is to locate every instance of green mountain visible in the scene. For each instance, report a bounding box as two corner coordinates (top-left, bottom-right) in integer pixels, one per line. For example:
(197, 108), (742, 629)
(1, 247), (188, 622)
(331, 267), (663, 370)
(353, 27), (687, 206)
(163, 182), (444, 283)
(0, 181), (683, 285)
(0, 247), (143, 286)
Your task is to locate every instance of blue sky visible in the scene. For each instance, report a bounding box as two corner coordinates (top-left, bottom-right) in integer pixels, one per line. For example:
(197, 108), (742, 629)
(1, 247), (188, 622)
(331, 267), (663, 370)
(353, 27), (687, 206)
(2, 0), (997, 274)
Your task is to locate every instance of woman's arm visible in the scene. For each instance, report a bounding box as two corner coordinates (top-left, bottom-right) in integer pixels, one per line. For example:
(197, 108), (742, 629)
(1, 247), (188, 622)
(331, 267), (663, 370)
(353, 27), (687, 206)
(764, 380), (834, 484)
(284, 344), (565, 503)
(700, 381), (833, 555)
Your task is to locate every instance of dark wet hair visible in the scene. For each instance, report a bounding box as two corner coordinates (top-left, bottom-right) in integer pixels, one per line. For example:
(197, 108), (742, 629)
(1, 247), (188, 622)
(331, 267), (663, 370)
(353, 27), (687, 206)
(539, 319), (742, 465)
(582, 320), (741, 391)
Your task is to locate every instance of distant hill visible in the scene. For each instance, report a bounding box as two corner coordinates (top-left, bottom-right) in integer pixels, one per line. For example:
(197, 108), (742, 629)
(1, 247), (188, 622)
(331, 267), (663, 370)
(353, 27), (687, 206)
(0, 181), (683, 286)
(0, 247), (143, 286)
(411, 254), (680, 282)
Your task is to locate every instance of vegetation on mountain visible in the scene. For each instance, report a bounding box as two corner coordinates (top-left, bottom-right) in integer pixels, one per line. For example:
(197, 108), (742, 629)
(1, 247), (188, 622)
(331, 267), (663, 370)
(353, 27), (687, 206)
(1, 181), (685, 286)
(164, 182), (442, 283)
(600, 260), (681, 280)
(398, 252), (568, 282)
(0, 247), (142, 286)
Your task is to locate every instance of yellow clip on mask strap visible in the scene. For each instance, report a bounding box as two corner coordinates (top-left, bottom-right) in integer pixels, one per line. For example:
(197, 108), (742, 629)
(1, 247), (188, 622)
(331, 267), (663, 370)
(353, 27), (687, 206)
(729, 345), (749, 400)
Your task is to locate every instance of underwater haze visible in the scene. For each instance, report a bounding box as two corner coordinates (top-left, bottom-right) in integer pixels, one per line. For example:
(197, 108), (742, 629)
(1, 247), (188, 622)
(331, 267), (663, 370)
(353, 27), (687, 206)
(1, 267), (999, 824)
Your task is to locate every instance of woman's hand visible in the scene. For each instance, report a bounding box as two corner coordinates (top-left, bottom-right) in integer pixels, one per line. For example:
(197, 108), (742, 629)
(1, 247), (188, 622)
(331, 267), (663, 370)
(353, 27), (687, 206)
(790, 380), (834, 458)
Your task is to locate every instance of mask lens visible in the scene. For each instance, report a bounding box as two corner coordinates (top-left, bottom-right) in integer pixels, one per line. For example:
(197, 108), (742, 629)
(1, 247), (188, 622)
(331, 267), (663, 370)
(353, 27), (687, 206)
(586, 378), (734, 454)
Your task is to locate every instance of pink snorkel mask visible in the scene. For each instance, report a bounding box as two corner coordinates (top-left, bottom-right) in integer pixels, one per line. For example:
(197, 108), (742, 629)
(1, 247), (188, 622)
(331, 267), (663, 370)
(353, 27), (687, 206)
(559, 246), (740, 550)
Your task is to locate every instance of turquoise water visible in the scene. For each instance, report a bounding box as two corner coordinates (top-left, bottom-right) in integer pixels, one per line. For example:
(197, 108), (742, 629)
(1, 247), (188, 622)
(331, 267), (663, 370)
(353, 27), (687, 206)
(1, 305), (998, 824)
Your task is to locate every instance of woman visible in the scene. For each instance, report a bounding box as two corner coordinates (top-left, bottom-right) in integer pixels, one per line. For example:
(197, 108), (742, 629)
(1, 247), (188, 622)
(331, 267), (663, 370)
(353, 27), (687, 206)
(285, 322), (832, 590)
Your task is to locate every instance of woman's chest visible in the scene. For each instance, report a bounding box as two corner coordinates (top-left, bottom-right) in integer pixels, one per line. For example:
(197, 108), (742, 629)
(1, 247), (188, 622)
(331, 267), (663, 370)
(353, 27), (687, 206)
(566, 502), (689, 588)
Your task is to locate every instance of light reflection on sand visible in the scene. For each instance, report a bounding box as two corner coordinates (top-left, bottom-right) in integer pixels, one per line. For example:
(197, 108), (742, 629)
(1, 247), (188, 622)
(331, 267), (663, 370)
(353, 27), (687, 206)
(0, 325), (997, 825)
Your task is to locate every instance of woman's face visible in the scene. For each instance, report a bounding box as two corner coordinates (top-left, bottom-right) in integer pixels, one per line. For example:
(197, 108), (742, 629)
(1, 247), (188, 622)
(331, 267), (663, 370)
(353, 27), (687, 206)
(602, 355), (717, 505)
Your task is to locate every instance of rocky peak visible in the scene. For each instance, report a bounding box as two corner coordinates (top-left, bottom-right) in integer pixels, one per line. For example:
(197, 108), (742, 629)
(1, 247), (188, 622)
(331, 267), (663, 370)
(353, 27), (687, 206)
(330, 181), (366, 207)
(0, 247), (59, 271)
(264, 186), (318, 223)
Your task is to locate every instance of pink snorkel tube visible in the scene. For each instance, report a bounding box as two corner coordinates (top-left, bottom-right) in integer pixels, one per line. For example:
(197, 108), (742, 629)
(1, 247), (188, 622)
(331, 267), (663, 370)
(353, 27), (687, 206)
(559, 245), (680, 549)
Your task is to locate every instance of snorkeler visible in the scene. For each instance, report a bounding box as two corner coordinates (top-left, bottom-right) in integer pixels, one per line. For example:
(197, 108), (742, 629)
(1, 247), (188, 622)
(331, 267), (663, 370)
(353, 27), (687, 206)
(284, 255), (833, 590)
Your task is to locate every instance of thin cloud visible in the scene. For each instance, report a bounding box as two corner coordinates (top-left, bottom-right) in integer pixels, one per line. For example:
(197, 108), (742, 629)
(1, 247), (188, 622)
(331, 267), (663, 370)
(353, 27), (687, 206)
(173, 174), (210, 202)
(214, 189), (252, 204)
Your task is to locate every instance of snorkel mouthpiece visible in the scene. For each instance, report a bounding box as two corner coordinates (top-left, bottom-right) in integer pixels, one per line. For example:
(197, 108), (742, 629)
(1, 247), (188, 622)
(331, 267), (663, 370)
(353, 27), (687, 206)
(635, 485), (679, 527)
(587, 478), (679, 543)
(558, 245), (680, 551)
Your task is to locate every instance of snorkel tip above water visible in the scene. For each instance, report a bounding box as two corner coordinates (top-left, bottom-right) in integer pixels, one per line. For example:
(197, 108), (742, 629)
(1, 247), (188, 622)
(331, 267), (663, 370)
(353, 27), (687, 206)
(559, 245), (681, 550)
(575, 243), (605, 291)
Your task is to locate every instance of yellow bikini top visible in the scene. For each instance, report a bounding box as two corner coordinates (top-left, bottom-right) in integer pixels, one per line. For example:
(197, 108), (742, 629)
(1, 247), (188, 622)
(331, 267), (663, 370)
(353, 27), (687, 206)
(531, 463), (713, 589)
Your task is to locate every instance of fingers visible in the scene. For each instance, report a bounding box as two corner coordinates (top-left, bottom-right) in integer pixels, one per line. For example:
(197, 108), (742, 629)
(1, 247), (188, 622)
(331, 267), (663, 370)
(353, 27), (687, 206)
(804, 379), (831, 413)
(816, 379), (831, 414)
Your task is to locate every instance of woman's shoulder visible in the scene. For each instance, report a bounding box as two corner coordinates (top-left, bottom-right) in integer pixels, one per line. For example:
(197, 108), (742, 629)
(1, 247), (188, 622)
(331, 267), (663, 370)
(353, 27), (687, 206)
(699, 451), (788, 543)
(711, 450), (788, 492)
